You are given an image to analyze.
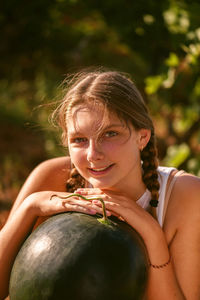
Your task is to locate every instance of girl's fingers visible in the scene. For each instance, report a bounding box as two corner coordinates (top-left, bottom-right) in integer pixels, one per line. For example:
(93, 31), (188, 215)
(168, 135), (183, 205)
(61, 198), (91, 205)
(57, 198), (103, 215)
(63, 199), (112, 217)
(50, 193), (112, 217)
(92, 200), (120, 217)
(63, 203), (97, 215)
(75, 188), (103, 195)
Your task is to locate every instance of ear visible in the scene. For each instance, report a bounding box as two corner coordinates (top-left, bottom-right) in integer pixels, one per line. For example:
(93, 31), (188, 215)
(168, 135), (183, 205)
(137, 129), (151, 150)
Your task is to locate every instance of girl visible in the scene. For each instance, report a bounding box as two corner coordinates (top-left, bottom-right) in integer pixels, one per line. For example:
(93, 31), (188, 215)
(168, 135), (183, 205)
(1, 70), (200, 299)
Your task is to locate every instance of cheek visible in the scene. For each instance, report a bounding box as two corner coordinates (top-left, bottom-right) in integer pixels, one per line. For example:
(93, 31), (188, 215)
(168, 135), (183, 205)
(107, 141), (135, 156)
(118, 142), (140, 164)
(69, 147), (85, 166)
(103, 139), (126, 154)
(103, 143), (116, 154)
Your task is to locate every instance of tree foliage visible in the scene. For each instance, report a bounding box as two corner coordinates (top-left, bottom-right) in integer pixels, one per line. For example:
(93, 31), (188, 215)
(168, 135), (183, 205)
(0, 0), (200, 214)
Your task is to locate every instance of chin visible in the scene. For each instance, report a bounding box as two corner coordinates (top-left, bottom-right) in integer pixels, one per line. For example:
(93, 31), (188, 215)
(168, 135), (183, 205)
(88, 179), (114, 190)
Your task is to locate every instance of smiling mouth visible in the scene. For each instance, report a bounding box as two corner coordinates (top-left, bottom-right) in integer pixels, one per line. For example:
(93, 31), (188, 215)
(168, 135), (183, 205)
(88, 164), (114, 174)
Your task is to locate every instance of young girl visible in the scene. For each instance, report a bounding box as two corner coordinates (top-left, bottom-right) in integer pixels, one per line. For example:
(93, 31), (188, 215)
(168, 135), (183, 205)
(1, 70), (200, 300)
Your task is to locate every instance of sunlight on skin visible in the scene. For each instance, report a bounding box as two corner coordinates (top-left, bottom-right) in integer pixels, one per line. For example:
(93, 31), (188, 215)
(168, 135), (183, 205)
(67, 105), (150, 198)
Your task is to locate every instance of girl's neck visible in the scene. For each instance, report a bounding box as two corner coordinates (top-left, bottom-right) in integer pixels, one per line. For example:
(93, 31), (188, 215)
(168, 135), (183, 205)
(102, 176), (147, 202)
(85, 165), (146, 202)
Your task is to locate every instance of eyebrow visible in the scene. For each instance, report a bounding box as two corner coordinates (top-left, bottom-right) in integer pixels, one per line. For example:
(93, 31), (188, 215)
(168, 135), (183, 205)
(68, 123), (125, 136)
(102, 123), (125, 130)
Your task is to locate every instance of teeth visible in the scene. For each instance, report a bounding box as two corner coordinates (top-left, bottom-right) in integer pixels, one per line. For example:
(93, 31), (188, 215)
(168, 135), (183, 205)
(91, 166), (109, 171)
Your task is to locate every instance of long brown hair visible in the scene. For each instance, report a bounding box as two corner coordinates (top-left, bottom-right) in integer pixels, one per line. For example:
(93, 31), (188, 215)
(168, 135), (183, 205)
(53, 69), (160, 219)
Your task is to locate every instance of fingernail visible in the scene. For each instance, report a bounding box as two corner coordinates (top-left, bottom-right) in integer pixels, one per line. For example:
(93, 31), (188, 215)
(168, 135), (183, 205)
(92, 200), (100, 204)
(75, 190), (82, 194)
(106, 210), (111, 216)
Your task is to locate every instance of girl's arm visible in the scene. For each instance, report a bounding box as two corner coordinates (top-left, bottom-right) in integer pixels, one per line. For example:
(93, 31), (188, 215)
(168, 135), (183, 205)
(122, 175), (200, 299)
(76, 174), (200, 299)
(0, 157), (68, 299)
(7, 156), (70, 221)
(98, 195), (186, 300)
(158, 174), (200, 300)
(0, 156), (97, 299)
(0, 198), (38, 299)
(0, 190), (99, 299)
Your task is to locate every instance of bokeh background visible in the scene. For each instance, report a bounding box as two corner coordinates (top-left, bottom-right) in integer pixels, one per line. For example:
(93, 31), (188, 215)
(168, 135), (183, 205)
(0, 0), (200, 227)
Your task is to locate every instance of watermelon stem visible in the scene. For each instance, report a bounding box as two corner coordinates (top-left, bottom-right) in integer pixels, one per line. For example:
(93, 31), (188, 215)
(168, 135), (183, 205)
(50, 193), (112, 225)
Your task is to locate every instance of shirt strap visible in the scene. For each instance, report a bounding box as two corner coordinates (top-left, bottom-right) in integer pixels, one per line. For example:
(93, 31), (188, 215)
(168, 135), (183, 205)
(162, 170), (185, 223)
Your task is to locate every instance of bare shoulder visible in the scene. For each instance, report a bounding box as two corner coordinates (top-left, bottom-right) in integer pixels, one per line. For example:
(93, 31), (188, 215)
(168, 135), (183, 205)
(173, 172), (200, 206)
(7, 156), (71, 220)
(164, 173), (200, 299)
(165, 173), (200, 298)
(27, 156), (71, 191)
(25, 156), (71, 192)
(35, 156), (71, 175)
(165, 172), (200, 232)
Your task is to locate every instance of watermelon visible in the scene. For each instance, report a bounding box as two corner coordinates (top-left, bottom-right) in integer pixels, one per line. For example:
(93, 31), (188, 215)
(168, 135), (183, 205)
(9, 212), (149, 300)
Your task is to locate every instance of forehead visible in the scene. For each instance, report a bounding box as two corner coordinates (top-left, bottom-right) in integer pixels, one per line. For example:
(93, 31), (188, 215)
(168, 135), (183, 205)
(67, 104), (125, 135)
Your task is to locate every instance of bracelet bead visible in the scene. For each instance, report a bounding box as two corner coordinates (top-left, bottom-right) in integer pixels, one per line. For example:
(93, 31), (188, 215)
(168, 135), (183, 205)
(149, 255), (171, 269)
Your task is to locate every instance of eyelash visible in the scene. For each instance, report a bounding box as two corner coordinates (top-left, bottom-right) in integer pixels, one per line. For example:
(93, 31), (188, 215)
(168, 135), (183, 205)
(72, 137), (87, 144)
(70, 131), (118, 144)
(104, 131), (118, 138)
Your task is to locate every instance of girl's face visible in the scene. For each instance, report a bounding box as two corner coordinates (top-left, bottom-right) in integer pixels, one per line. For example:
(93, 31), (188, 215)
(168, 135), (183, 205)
(67, 104), (150, 193)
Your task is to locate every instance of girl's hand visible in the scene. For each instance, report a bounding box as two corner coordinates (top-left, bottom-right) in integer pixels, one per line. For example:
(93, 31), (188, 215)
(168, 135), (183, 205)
(25, 191), (100, 218)
(75, 187), (145, 223)
(75, 188), (161, 238)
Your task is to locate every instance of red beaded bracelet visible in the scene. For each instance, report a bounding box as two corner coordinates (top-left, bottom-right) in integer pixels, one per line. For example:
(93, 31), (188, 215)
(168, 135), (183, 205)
(149, 255), (171, 269)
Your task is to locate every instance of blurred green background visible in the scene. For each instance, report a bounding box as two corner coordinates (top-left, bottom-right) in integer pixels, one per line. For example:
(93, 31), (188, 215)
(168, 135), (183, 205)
(0, 0), (200, 224)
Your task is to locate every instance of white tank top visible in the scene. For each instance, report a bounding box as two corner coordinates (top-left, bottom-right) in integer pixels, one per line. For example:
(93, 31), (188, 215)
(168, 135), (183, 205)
(136, 166), (184, 227)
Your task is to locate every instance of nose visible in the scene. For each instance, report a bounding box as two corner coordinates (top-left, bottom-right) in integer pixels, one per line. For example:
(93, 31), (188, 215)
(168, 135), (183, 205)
(87, 140), (104, 162)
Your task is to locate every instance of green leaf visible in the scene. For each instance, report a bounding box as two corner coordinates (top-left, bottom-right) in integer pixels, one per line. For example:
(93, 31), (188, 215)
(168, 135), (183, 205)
(145, 75), (164, 95)
(163, 143), (190, 168)
(165, 52), (179, 67)
(194, 77), (200, 96)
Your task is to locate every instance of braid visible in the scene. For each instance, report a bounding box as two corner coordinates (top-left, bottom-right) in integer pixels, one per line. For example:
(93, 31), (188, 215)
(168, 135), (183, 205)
(66, 166), (85, 193)
(141, 133), (160, 219)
